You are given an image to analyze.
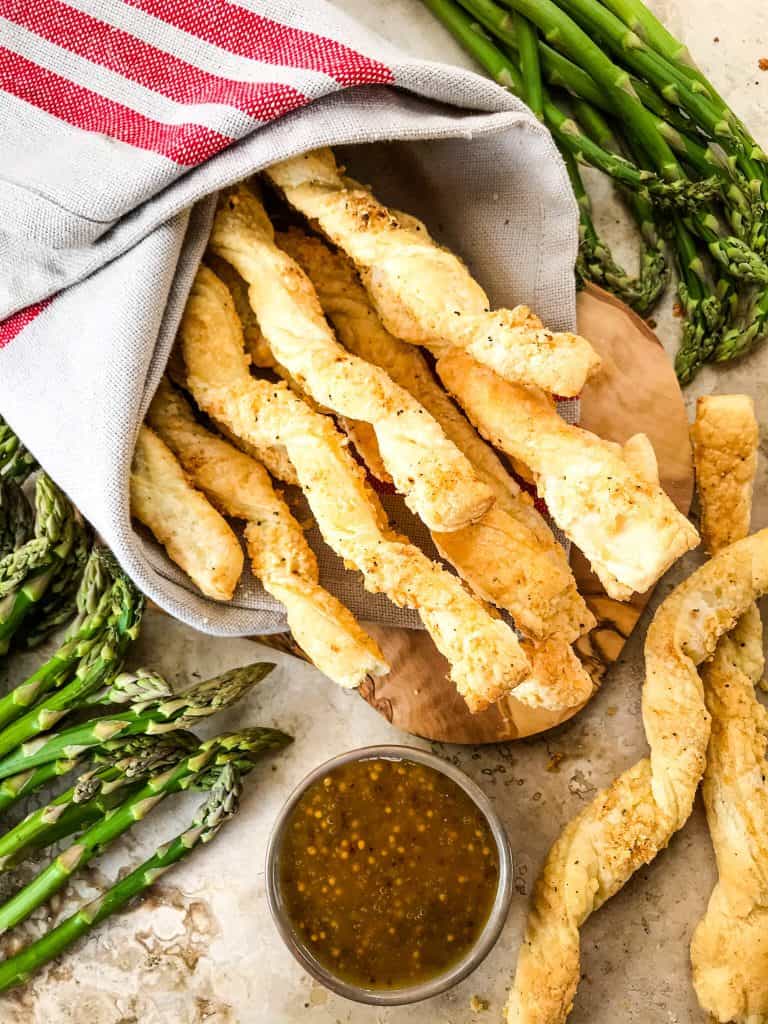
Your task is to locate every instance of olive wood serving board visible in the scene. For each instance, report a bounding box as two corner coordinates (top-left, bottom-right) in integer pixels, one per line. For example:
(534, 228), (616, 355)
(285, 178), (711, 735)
(260, 284), (695, 743)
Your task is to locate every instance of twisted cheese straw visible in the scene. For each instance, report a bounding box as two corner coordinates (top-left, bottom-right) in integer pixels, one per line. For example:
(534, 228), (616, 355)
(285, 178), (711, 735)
(438, 350), (700, 599)
(130, 425), (244, 602)
(689, 395), (768, 1024)
(208, 184), (494, 534)
(506, 527), (768, 1024)
(147, 379), (387, 690)
(178, 265), (531, 712)
(264, 147), (601, 397)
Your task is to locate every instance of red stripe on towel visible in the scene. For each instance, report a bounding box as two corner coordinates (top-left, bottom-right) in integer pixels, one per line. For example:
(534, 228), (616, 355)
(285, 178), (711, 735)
(125, 0), (394, 88)
(0, 0), (308, 122)
(0, 45), (233, 164)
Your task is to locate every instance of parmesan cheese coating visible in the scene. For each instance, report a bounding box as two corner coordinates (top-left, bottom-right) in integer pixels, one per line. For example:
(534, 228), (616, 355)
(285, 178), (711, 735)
(130, 425), (243, 601)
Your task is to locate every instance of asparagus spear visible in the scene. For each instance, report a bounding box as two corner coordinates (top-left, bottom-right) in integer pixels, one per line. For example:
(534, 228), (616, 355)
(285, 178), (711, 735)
(570, 98), (669, 315)
(672, 219), (724, 383)
(20, 518), (91, 650)
(0, 729), (289, 934)
(0, 762), (243, 993)
(0, 663), (274, 779)
(713, 287), (768, 363)
(0, 758), (83, 818)
(0, 478), (33, 560)
(85, 667), (175, 708)
(0, 572), (143, 758)
(0, 419), (36, 483)
(511, 10), (543, 118)
(0, 734), (195, 870)
(0, 474), (77, 655)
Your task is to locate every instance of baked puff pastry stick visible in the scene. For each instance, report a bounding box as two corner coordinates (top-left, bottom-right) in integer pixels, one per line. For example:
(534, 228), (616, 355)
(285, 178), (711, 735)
(130, 425), (244, 602)
(208, 184), (495, 535)
(689, 396), (768, 1024)
(439, 351), (700, 599)
(276, 226), (593, 647)
(146, 378), (388, 690)
(507, 527), (768, 1024)
(178, 265), (532, 712)
(263, 147), (601, 397)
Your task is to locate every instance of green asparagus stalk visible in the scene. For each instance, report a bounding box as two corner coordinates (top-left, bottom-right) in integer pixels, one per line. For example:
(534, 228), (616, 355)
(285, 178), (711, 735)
(0, 419), (36, 483)
(0, 762), (243, 993)
(511, 10), (543, 119)
(672, 219), (724, 383)
(0, 728), (289, 934)
(571, 99), (669, 312)
(0, 758), (83, 818)
(713, 287), (768, 363)
(85, 667), (174, 708)
(0, 663), (274, 779)
(0, 573), (143, 758)
(0, 478), (33, 560)
(0, 475), (77, 655)
(20, 518), (91, 649)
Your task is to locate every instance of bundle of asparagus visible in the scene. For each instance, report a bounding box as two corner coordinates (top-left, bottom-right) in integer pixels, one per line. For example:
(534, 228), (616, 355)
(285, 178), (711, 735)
(420, 0), (768, 382)
(0, 651), (289, 990)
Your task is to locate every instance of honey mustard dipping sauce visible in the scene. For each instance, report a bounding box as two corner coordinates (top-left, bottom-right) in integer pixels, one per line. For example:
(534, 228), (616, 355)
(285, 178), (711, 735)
(274, 753), (503, 993)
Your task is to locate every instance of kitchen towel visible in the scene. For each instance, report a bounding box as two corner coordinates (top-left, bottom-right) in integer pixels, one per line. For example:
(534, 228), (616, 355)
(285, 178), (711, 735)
(0, 0), (579, 635)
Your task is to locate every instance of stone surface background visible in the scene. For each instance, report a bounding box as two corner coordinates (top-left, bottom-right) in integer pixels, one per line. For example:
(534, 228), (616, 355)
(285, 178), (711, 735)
(2, 2), (767, 1021)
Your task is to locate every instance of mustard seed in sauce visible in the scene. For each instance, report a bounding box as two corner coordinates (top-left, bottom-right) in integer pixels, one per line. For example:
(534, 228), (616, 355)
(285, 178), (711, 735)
(278, 757), (499, 990)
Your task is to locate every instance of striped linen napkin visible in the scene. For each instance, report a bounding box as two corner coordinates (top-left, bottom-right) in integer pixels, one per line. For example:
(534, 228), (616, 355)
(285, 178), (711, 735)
(0, 0), (579, 636)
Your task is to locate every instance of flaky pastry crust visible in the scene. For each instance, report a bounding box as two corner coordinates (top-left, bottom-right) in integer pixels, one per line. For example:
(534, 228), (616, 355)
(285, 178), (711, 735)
(691, 393), (759, 555)
(439, 350), (700, 599)
(130, 425), (243, 601)
(208, 184), (494, 534)
(264, 147), (601, 397)
(276, 226), (593, 649)
(147, 378), (387, 689)
(689, 394), (768, 1024)
(507, 527), (768, 1024)
(178, 265), (532, 712)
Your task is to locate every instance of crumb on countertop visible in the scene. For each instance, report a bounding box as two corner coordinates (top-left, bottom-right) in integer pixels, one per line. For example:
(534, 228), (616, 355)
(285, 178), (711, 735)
(470, 995), (490, 1012)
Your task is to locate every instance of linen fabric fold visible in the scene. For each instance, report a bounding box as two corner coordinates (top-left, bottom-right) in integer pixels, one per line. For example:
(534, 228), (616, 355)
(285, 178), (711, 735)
(0, 0), (578, 635)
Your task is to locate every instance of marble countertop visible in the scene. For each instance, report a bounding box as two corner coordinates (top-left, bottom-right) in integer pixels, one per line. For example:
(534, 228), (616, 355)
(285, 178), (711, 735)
(4, 2), (768, 1022)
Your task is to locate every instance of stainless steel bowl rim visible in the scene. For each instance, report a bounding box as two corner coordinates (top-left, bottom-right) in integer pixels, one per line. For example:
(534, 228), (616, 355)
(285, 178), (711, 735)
(264, 743), (513, 1006)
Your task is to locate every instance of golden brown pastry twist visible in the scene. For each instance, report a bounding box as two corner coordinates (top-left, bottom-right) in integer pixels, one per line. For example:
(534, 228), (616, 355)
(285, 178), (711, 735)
(438, 350), (700, 599)
(264, 147), (600, 397)
(178, 265), (532, 712)
(146, 378), (388, 690)
(689, 395), (768, 1024)
(506, 527), (768, 1024)
(130, 425), (244, 601)
(208, 184), (494, 534)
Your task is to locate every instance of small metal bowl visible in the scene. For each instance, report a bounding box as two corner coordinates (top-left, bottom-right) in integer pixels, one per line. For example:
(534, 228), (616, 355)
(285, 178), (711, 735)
(265, 744), (513, 1006)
